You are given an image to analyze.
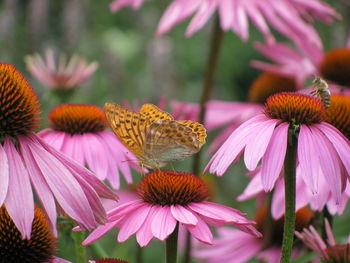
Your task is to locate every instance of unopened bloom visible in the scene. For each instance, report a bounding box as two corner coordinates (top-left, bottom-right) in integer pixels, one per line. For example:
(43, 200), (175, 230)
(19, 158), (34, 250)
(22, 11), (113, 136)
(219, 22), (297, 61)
(39, 104), (140, 189)
(81, 171), (260, 247)
(206, 93), (350, 202)
(296, 220), (350, 262)
(25, 49), (98, 90)
(194, 206), (313, 263)
(0, 63), (116, 239)
(0, 206), (71, 263)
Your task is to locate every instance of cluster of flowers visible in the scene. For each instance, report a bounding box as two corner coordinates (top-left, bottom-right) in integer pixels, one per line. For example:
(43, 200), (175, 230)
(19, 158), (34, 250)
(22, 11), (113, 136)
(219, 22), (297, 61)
(1, 0), (350, 262)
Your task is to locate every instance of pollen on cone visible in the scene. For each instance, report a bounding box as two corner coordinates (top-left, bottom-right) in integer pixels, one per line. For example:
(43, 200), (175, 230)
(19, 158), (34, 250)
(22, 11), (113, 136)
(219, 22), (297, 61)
(48, 104), (107, 134)
(248, 72), (297, 104)
(137, 171), (209, 206)
(0, 63), (41, 137)
(0, 206), (57, 263)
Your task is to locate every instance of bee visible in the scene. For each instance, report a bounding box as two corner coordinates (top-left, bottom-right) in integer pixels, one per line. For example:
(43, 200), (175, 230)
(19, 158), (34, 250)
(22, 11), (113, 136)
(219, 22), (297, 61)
(311, 76), (331, 109)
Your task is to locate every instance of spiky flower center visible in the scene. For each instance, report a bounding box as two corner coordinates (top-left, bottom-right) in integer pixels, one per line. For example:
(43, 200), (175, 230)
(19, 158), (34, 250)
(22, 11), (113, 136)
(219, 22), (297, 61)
(264, 93), (325, 125)
(254, 206), (313, 245)
(137, 171), (209, 206)
(325, 244), (350, 263)
(325, 95), (350, 140)
(0, 206), (57, 263)
(248, 72), (297, 104)
(320, 48), (350, 86)
(0, 64), (40, 137)
(48, 104), (107, 134)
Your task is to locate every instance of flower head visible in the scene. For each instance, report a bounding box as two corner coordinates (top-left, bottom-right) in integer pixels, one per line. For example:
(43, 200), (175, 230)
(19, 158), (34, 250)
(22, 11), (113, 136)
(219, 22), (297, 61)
(325, 95), (350, 140)
(39, 104), (139, 189)
(206, 93), (350, 202)
(82, 171), (260, 247)
(193, 206), (314, 263)
(0, 206), (70, 263)
(25, 49), (98, 90)
(156, 0), (337, 45)
(0, 63), (116, 239)
(296, 219), (350, 262)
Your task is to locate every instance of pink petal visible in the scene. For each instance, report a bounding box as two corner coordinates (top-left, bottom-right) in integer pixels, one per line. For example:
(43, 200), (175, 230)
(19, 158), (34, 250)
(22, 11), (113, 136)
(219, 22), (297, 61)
(170, 205), (198, 225)
(108, 200), (145, 222)
(118, 204), (151, 242)
(21, 136), (97, 230)
(187, 202), (249, 224)
(260, 122), (288, 191)
(315, 123), (350, 175)
(206, 114), (268, 176)
(4, 138), (34, 239)
(136, 205), (158, 247)
(311, 126), (342, 202)
(151, 206), (177, 240)
(0, 143), (9, 206)
(82, 220), (120, 246)
(298, 125), (320, 194)
(185, 214), (213, 245)
(237, 169), (264, 201)
(244, 119), (278, 171)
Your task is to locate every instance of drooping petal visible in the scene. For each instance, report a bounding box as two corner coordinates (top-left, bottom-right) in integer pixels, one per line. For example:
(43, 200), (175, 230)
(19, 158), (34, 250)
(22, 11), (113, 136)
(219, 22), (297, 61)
(185, 214), (213, 245)
(170, 205), (198, 225)
(3, 138), (34, 239)
(244, 118), (278, 171)
(151, 206), (177, 240)
(82, 220), (121, 246)
(136, 205), (158, 247)
(298, 125), (320, 194)
(237, 170), (264, 201)
(260, 122), (288, 191)
(0, 143), (9, 207)
(118, 204), (151, 242)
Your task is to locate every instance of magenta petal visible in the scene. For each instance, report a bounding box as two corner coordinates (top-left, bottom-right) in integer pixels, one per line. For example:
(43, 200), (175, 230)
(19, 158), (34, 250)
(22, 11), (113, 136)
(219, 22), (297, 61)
(22, 136), (97, 230)
(118, 204), (151, 242)
(20, 139), (58, 236)
(244, 116), (278, 171)
(311, 127), (342, 202)
(315, 123), (350, 175)
(136, 205), (158, 247)
(83, 220), (120, 246)
(298, 125), (320, 193)
(260, 122), (288, 191)
(108, 200), (145, 222)
(4, 138), (34, 239)
(0, 143), (9, 206)
(151, 206), (177, 240)
(185, 215), (213, 245)
(187, 202), (249, 224)
(237, 170), (264, 201)
(170, 205), (198, 225)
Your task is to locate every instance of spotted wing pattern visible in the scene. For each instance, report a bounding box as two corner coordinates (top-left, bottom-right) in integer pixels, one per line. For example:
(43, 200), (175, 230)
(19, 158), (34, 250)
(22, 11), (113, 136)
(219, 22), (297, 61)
(139, 104), (173, 121)
(177, 120), (206, 147)
(104, 102), (150, 158)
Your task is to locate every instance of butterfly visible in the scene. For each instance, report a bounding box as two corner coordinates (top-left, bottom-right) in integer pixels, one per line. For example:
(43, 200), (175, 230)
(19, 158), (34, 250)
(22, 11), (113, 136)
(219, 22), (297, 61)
(104, 103), (206, 169)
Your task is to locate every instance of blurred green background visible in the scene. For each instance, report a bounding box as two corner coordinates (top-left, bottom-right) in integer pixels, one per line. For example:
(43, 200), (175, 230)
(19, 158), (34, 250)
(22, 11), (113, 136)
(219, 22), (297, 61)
(1, 0), (350, 262)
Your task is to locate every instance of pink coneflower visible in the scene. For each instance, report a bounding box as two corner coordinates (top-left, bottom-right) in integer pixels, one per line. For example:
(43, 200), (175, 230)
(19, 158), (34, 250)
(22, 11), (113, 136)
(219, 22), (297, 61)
(25, 49), (98, 90)
(252, 37), (350, 93)
(0, 63), (116, 239)
(193, 206), (314, 263)
(206, 92), (350, 202)
(81, 171), (261, 247)
(296, 219), (350, 262)
(39, 104), (140, 189)
(0, 206), (71, 263)
(156, 0), (338, 42)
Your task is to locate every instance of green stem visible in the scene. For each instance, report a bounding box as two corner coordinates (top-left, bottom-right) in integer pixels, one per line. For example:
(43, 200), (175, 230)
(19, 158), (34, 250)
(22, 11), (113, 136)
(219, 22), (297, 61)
(280, 130), (297, 263)
(136, 243), (143, 263)
(91, 242), (109, 258)
(71, 230), (87, 263)
(166, 224), (179, 263)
